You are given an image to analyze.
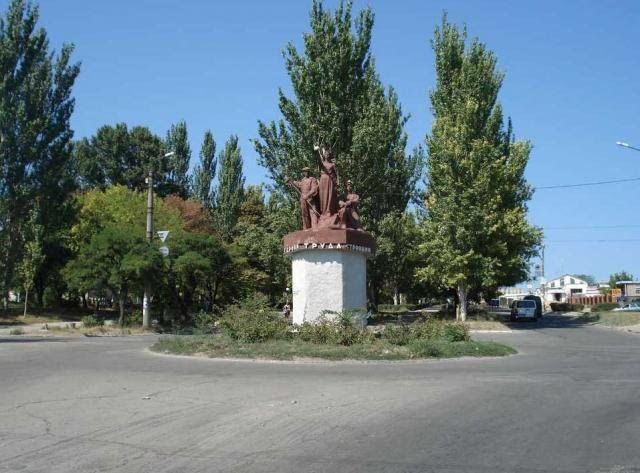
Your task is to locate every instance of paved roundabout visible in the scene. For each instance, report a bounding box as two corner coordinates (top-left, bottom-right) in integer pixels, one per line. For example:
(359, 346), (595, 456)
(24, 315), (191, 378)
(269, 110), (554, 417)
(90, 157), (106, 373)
(1, 314), (639, 473)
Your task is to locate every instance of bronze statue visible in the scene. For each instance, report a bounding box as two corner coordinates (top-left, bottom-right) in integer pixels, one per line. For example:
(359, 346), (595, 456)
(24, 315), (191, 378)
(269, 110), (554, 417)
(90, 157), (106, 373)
(286, 167), (319, 230)
(314, 145), (339, 219)
(338, 179), (360, 229)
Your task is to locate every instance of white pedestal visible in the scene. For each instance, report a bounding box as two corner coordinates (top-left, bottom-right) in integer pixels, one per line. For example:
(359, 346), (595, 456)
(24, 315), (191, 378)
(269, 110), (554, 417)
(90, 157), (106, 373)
(291, 249), (367, 325)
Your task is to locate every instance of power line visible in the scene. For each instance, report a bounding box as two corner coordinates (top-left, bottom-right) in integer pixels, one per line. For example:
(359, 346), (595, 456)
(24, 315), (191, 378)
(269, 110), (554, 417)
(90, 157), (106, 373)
(543, 224), (640, 230)
(546, 239), (640, 243)
(536, 176), (640, 190)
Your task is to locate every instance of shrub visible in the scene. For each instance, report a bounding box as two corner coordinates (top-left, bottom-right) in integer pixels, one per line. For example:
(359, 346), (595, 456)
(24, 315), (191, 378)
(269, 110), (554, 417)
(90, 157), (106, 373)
(193, 311), (217, 333)
(219, 294), (289, 342)
(9, 327), (24, 335)
(407, 339), (444, 357)
(81, 315), (103, 328)
(411, 319), (469, 342)
(297, 314), (374, 346)
(383, 324), (413, 345)
(590, 303), (618, 312)
(125, 310), (142, 327)
(550, 303), (584, 312)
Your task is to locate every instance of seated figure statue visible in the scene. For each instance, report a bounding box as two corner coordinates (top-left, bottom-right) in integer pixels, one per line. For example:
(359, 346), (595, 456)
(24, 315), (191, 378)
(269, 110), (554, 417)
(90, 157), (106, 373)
(338, 179), (360, 230)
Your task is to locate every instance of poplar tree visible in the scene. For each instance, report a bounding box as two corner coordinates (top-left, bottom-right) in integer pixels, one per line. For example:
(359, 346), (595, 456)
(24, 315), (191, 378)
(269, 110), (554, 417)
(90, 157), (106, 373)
(255, 0), (421, 229)
(254, 0), (422, 303)
(191, 130), (217, 207)
(165, 120), (191, 198)
(0, 0), (80, 308)
(74, 124), (165, 193)
(417, 16), (541, 320)
(214, 135), (245, 239)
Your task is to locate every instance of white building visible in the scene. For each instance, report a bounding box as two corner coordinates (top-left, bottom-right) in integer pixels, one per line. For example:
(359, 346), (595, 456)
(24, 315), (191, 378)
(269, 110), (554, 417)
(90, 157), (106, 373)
(544, 275), (590, 303)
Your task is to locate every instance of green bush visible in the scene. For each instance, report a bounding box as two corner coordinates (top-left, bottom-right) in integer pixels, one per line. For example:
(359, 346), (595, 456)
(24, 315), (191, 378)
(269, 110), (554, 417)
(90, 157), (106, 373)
(81, 315), (103, 328)
(415, 319), (469, 342)
(590, 303), (618, 312)
(125, 310), (142, 327)
(382, 324), (413, 345)
(219, 294), (289, 342)
(193, 311), (217, 333)
(407, 339), (444, 357)
(9, 327), (24, 335)
(550, 303), (584, 312)
(297, 314), (374, 346)
(383, 319), (470, 345)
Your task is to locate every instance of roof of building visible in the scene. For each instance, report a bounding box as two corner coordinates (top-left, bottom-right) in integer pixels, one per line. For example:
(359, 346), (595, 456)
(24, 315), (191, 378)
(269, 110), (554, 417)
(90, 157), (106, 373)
(547, 274), (589, 284)
(616, 281), (640, 284)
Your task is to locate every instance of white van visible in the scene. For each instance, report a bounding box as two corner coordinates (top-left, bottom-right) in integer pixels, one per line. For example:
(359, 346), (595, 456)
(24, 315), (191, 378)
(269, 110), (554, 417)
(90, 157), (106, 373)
(510, 299), (537, 321)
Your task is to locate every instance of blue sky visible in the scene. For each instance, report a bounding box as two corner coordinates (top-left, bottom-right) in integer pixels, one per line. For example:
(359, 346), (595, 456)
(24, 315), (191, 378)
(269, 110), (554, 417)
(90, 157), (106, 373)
(21, 0), (640, 282)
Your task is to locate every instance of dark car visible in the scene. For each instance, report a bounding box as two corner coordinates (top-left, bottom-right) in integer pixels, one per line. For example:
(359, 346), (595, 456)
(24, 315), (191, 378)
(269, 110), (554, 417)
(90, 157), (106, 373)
(523, 295), (543, 319)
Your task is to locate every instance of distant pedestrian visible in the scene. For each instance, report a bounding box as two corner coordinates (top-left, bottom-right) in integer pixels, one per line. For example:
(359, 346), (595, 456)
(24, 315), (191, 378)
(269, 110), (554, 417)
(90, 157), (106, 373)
(282, 303), (291, 318)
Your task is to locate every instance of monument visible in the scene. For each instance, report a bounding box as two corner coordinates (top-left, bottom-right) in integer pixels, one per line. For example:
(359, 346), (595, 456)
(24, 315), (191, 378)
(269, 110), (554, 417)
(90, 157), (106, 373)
(283, 145), (375, 325)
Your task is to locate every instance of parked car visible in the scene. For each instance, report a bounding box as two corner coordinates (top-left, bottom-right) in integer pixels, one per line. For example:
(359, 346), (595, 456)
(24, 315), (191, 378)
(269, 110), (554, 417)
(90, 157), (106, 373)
(510, 299), (538, 321)
(523, 295), (543, 319)
(612, 303), (640, 312)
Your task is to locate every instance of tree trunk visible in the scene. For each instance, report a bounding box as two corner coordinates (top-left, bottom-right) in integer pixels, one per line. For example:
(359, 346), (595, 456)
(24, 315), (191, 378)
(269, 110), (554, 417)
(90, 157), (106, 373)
(118, 296), (125, 327)
(457, 284), (468, 321)
(393, 285), (400, 306)
(23, 286), (29, 318)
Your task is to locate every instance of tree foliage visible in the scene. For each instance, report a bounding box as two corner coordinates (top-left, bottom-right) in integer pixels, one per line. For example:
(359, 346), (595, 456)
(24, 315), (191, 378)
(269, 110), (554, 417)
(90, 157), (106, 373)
(255, 0), (421, 231)
(191, 130), (217, 207)
(70, 185), (184, 251)
(254, 0), (422, 303)
(573, 274), (596, 286)
(74, 124), (169, 194)
(376, 212), (421, 305)
(64, 225), (163, 326)
(214, 135), (245, 239)
(416, 15), (542, 320)
(609, 271), (634, 290)
(165, 120), (191, 198)
(0, 0), (80, 307)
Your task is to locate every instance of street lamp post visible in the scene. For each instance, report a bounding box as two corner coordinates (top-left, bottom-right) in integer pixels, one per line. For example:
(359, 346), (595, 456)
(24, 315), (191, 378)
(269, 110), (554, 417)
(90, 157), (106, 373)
(142, 151), (175, 329)
(616, 141), (640, 152)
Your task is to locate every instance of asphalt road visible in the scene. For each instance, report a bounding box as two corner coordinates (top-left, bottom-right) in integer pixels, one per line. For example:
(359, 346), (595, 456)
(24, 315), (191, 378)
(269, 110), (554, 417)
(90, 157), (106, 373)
(1, 315), (639, 473)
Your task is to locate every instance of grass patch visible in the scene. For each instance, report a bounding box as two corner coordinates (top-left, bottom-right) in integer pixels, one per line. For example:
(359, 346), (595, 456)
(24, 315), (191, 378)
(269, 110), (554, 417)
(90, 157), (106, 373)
(151, 335), (516, 361)
(579, 311), (640, 327)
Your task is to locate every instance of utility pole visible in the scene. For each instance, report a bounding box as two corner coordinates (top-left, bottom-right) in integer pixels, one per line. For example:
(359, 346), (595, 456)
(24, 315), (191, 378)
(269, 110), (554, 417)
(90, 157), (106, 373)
(540, 244), (546, 305)
(143, 169), (154, 329)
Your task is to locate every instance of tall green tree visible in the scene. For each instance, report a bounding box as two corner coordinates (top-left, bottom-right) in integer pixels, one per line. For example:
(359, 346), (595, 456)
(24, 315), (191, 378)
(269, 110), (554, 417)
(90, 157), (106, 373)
(609, 271), (633, 289)
(165, 120), (191, 198)
(573, 274), (596, 286)
(416, 16), (541, 320)
(254, 0), (422, 302)
(74, 124), (168, 194)
(18, 209), (44, 317)
(0, 0), (80, 309)
(376, 212), (420, 305)
(191, 130), (217, 207)
(214, 135), (245, 239)
(64, 225), (163, 326)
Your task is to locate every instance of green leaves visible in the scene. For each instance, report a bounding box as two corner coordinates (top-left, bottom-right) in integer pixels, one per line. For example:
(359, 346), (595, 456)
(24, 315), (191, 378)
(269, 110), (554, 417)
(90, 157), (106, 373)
(191, 130), (217, 207)
(0, 0), (79, 304)
(418, 15), (542, 316)
(214, 135), (245, 240)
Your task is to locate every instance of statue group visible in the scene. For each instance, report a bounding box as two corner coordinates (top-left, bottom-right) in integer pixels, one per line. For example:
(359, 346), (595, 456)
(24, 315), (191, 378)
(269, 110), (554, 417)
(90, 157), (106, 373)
(286, 145), (360, 231)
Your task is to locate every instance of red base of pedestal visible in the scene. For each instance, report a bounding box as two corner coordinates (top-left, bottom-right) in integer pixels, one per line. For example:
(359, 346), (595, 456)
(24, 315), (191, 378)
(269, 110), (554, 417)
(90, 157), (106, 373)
(283, 228), (375, 256)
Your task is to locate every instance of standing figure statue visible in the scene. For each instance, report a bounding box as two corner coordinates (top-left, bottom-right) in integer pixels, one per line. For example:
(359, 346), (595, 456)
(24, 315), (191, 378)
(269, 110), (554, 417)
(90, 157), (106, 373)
(338, 179), (360, 229)
(285, 166), (319, 230)
(314, 145), (339, 221)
